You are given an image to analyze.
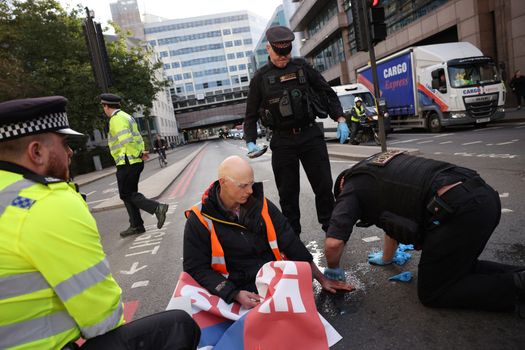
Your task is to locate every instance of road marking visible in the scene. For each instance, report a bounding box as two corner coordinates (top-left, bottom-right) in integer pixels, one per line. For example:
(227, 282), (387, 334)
(388, 138), (421, 144)
(120, 262), (148, 275)
(434, 152), (443, 155)
(502, 208), (513, 213)
(87, 198), (112, 205)
(473, 126), (502, 132)
(499, 193), (509, 198)
(85, 190), (96, 196)
(495, 139), (519, 146)
(433, 134), (453, 138)
(417, 140), (434, 144)
(461, 141), (482, 145)
(516, 125), (525, 129)
(102, 188), (118, 194)
(454, 152), (518, 159)
(131, 281), (149, 288)
(169, 149), (206, 198)
(439, 141), (453, 144)
(109, 181), (117, 185)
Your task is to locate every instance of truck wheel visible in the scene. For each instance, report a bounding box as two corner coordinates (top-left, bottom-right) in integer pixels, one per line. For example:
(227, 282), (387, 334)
(428, 113), (442, 133)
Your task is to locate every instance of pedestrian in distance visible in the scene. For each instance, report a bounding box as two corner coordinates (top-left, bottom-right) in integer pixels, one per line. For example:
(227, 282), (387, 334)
(509, 69), (525, 109)
(183, 156), (354, 309)
(100, 93), (169, 238)
(0, 96), (201, 349)
(153, 133), (168, 166)
(244, 25), (349, 235)
(323, 151), (525, 317)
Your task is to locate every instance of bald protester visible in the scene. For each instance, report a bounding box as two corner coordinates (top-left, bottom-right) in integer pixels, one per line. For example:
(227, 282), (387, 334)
(183, 156), (354, 308)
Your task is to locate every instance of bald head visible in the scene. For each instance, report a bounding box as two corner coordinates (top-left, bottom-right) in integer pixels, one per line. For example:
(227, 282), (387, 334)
(218, 156), (253, 180)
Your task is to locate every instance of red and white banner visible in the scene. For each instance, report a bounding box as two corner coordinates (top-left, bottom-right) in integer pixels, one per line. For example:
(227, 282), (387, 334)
(167, 261), (342, 349)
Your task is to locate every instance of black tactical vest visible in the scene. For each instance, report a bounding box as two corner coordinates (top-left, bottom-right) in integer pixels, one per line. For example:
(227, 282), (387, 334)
(336, 152), (454, 223)
(260, 58), (313, 130)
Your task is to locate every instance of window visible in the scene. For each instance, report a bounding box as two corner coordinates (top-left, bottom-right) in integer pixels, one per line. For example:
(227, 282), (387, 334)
(243, 38), (252, 45)
(245, 50), (252, 57)
(176, 86), (183, 93)
(164, 64), (171, 70)
(203, 82), (209, 89)
(234, 40), (242, 46)
(172, 62), (180, 68)
(217, 80), (223, 87)
(229, 66), (237, 72)
(183, 72), (192, 79)
(238, 64), (246, 70)
(240, 76), (248, 83)
(232, 76), (239, 84)
(225, 41), (233, 47)
(227, 53), (235, 59)
(236, 52), (244, 58)
(223, 28), (231, 35)
(160, 51), (168, 57)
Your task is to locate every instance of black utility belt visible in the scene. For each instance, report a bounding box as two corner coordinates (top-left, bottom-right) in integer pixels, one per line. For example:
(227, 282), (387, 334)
(426, 177), (485, 222)
(273, 123), (315, 136)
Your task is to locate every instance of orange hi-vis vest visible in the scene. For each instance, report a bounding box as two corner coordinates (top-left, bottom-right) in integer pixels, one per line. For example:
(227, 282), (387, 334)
(186, 197), (283, 277)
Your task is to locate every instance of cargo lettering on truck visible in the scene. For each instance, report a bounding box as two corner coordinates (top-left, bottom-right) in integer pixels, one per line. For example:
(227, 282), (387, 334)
(383, 62), (408, 78)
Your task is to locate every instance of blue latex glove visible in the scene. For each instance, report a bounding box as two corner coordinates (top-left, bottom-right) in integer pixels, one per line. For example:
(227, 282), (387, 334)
(324, 267), (345, 281)
(388, 271), (413, 282)
(397, 244), (414, 252)
(336, 122), (350, 144)
(368, 251), (392, 266)
(246, 142), (261, 153)
(392, 251), (412, 266)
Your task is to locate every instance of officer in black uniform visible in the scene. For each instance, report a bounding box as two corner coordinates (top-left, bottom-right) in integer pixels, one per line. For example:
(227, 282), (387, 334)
(323, 151), (525, 316)
(244, 26), (349, 235)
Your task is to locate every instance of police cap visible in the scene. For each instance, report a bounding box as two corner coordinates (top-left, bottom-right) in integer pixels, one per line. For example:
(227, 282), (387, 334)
(100, 93), (122, 106)
(266, 26), (295, 43)
(0, 96), (83, 142)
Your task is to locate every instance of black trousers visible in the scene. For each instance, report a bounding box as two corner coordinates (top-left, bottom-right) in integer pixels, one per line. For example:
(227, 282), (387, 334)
(81, 310), (200, 350)
(270, 124), (334, 234)
(418, 181), (523, 311)
(348, 120), (360, 142)
(116, 162), (159, 228)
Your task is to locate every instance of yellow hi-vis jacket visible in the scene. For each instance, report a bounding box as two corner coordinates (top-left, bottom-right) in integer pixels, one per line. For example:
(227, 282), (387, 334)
(0, 168), (124, 349)
(351, 104), (366, 122)
(108, 110), (145, 166)
(185, 197), (283, 277)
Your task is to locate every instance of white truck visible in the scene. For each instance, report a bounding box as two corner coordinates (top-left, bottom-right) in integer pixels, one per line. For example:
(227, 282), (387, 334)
(357, 42), (505, 132)
(318, 83), (390, 140)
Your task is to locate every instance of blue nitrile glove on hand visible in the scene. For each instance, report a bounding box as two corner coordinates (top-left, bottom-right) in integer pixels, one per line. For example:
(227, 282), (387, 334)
(246, 142), (261, 153)
(324, 267), (345, 281)
(397, 244), (414, 252)
(368, 251), (392, 266)
(388, 271), (413, 282)
(336, 122), (350, 144)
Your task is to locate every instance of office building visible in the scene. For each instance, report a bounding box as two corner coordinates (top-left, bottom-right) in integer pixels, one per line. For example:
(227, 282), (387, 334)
(110, 0), (145, 40)
(289, 0), (524, 93)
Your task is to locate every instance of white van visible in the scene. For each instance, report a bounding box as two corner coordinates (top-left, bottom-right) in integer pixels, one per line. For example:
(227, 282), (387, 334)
(318, 83), (389, 139)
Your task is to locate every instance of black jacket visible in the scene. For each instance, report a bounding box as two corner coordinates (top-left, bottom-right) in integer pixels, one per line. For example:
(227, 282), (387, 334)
(244, 58), (343, 143)
(183, 181), (313, 303)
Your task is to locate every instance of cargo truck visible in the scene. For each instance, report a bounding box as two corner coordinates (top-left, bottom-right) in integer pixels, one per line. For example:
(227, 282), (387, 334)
(357, 42), (505, 132)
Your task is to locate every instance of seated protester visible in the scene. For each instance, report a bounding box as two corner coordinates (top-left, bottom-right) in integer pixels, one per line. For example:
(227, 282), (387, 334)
(0, 96), (200, 349)
(323, 151), (525, 317)
(183, 156), (354, 308)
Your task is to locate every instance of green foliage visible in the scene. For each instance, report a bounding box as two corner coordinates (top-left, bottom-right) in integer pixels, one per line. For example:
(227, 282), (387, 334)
(0, 0), (168, 142)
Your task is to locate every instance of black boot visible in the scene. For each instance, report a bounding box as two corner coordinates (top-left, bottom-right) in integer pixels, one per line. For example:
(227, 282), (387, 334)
(155, 203), (169, 229)
(120, 225), (146, 238)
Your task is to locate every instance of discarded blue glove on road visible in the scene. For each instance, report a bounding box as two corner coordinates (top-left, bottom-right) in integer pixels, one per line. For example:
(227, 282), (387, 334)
(368, 251), (392, 266)
(388, 271), (413, 282)
(392, 250), (412, 265)
(336, 122), (350, 144)
(324, 267), (346, 281)
(246, 142), (261, 153)
(397, 244), (414, 252)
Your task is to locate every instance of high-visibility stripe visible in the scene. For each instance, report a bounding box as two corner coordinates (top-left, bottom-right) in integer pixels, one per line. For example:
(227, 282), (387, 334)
(0, 311), (76, 349)
(55, 259), (110, 302)
(0, 272), (49, 300)
(0, 178), (35, 216)
(113, 129), (129, 138)
(80, 298), (123, 338)
(187, 199), (283, 277)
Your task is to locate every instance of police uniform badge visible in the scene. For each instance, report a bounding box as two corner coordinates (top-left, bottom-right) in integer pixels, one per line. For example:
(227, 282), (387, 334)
(367, 150), (405, 166)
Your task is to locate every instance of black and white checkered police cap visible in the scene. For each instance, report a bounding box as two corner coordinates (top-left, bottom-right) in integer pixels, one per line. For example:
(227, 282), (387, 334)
(0, 96), (83, 142)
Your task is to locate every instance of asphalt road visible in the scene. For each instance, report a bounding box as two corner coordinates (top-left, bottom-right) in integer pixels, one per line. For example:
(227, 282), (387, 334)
(85, 123), (525, 349)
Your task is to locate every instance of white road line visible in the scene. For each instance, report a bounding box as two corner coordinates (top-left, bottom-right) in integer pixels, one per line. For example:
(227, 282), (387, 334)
(417, 140), (434, 144)
(474, 126), (502, 132)
(87, 198), (111, 205)
(499, 193), (509, 198)
(461, 141), (482, 145)
(388, 138), (421, 144)
(109, 181), (117, 185)
(495, 141), (516, 145)
(434, 152), (443, 155)
(517, 125), (525, 129)
(85, 191), (96, 196)
(439, 141), (453, 144)
(433, 134), (453, 138)
(501, 208), (513, 213)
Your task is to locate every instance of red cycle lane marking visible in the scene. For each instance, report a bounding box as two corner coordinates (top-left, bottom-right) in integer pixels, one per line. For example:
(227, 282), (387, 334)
(75, 300), (139, 346)
(169, 149), (206, 198)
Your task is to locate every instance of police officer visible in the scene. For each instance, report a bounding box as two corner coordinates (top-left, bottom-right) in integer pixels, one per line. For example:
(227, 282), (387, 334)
(244, 26), (349, 235)
(347, 96), (365, 145)
(101, 94), (168, 238)
(323, 151), (525, 316)
(0, 96), (200, 349)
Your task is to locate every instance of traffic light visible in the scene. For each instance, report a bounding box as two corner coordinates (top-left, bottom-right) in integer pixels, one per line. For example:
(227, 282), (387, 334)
(369, 6), (387, 44)
(350, 0), (368, 52)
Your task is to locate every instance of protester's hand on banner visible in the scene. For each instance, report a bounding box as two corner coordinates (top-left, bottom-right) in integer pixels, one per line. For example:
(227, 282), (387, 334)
(234, 290), (263, 309)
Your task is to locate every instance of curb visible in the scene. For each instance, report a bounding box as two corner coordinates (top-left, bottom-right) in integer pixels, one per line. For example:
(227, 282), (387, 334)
(90, 144), (207, 213)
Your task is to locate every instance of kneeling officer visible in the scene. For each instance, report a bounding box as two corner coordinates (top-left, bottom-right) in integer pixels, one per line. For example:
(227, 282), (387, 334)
(323, 151), (525, 316)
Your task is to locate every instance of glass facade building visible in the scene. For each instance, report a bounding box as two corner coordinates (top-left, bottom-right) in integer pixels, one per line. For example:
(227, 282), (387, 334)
(144, 11), (266, 101)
